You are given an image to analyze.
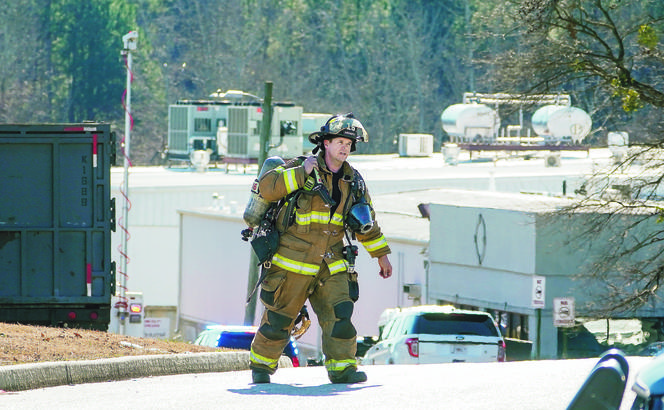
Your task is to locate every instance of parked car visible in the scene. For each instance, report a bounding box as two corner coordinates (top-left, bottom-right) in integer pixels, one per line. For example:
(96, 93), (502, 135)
(637, 342), (664, 357)
(360, 305), (506, 365)
(631, 351), (664, 409)
(557, 326), (605, 358)
(193, 325), (301, 367)
(356, 335), (378, 358)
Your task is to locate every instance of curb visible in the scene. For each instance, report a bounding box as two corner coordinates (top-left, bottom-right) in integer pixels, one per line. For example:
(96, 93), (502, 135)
(0, 351), (292, 392)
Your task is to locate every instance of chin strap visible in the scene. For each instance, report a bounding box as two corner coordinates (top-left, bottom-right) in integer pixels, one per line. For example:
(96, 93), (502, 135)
(291, 305), (311, 340)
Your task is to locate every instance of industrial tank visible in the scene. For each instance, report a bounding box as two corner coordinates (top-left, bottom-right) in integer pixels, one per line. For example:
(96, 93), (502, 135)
(441, 103), (500, 141)
(531, 105), (592, 143)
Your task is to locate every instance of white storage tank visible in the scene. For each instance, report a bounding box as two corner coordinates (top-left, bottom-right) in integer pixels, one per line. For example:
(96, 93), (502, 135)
(441, 103), (500, 142)
(531, 105), (592, 143)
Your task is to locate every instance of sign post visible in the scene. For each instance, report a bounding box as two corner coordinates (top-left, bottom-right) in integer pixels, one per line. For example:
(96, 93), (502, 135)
(553, 297), (576, 358)
(531, 276), (546, 359)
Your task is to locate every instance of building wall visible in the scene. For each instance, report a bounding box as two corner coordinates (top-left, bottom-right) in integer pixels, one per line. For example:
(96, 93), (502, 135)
(110, 183), (249, 307)
(177, 209), (428, 358)
(427, 200), (664, 359)
(177, 211), (252, 342)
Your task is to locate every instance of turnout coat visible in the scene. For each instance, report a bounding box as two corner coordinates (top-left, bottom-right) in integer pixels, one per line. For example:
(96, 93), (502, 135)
(258, 153), (391, 276)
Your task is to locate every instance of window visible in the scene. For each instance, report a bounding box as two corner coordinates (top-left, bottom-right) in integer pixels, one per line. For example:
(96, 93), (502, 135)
(413, 313), (499, 337)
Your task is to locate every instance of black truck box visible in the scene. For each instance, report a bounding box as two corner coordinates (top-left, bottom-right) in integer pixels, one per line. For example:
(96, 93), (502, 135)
(0, 123), (116, 330)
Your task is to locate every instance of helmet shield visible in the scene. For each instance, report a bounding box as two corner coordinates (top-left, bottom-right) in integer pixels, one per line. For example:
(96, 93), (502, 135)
(326, 116), (368, 143)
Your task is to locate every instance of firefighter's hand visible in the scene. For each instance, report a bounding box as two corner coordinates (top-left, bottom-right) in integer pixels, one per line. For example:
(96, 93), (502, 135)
(378, 255), (392, 279)
(303, 155), (317, 174)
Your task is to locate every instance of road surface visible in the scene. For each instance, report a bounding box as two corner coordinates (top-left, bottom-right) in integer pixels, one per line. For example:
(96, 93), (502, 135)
(1, 357), (653, 410)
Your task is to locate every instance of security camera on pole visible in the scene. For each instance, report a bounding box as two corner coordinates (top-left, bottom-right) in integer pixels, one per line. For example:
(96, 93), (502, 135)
(118, 30), (138, 335)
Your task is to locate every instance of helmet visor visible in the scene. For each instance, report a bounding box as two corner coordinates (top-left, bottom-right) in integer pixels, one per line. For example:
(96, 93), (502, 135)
(327, 117), (368, 143)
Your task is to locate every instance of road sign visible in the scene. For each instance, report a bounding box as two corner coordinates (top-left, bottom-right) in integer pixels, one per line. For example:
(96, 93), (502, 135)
(554, 297), (575, 327)
(532, 276), (546, 308)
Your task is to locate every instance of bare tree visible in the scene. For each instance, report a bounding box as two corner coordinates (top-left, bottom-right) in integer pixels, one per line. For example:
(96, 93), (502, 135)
(472, 0), (664, 315)
(549, 148), (664, 315)
(491, 0), (664, 107)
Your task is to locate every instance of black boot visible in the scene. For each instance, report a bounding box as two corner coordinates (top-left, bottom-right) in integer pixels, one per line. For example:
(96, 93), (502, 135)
(252, 369), (271, 384)
(329, 367), (367, 384)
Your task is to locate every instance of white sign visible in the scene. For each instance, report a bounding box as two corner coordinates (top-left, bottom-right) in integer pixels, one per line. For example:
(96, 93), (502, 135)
(531, 276), (546, 308)
(553, 297), (575, 327)
(143, 318), (171, 339)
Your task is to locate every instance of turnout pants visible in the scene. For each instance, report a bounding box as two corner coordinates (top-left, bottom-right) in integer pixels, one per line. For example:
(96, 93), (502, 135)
(249, 261), (358, 378)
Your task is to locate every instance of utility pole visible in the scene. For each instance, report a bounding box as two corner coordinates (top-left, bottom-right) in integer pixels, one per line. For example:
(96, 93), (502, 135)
(244, 81), (273, 325)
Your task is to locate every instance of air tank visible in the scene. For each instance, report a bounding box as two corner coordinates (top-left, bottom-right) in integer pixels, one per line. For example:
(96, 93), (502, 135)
(242, 156), (285, 228)
(531, 105), (592, 143)
(441, 103), (500, 141)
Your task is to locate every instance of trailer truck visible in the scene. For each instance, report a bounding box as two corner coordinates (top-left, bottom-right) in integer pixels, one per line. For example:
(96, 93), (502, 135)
(0, 123), (116, 330)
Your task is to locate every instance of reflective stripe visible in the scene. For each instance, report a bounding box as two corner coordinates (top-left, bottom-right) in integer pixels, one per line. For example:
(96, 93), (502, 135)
(295, 212), (312, 226)
(325, 358), (357, 372)
(330, 212), (344, 226)
(250, 348), (279, 369)
(281, 167), (299, 194)
(328, 259), (348, 275)
(362, 235), (388, 252)
(293, 211), (344, 227)
(272, 253), (319, 275)
(295, 210), (329, 226)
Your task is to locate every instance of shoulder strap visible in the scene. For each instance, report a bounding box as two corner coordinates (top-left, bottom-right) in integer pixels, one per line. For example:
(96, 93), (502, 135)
(352, 169), (366, 201)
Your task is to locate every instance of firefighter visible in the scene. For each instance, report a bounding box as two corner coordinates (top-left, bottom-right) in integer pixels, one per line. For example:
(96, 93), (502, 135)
(249, 113), (392, 384)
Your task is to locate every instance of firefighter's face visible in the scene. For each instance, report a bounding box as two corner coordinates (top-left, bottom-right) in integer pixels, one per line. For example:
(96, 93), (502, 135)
(324, 137), (353, 166)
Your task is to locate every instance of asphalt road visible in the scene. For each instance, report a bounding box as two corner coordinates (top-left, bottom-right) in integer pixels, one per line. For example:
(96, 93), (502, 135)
(0, 356), (654, 410)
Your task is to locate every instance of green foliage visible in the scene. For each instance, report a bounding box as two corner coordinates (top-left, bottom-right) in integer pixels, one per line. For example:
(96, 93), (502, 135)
(2, 0), (663, 162)
(638, 24), (658, 50)
(48, 0), (136, 122)
(611, 79), (645, 112)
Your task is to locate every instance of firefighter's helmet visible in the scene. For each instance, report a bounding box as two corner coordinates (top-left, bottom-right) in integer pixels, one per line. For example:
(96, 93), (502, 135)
(308, 113), (368, 153)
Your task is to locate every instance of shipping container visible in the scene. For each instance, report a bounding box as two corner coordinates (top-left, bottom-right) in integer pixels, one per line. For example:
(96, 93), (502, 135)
(0, 123), (116, 330)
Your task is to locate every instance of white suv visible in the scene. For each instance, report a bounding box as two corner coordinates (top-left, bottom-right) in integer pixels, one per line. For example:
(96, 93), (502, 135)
(361, 305), (506, 365)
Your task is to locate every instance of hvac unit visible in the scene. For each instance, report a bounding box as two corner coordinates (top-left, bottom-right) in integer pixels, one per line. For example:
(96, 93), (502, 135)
(398, 133), (434, 157)
(545, 153), (561, 167)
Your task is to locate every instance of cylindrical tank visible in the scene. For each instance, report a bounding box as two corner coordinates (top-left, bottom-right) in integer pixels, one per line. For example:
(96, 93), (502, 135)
(531, 105), (592, 143)
(242, 156), (285, 228)
(440, 103), (500, 141)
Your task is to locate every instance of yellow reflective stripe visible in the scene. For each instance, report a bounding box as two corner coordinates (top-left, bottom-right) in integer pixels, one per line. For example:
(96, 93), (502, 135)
(295, 210), (329, 226)
(250, 348), (279, 369)
(295, 212), (312, 226)
(330, 213), (344, 226)
(282, 167), (299, 194)
(272, 253), (319, 275)
(328, 259), (348, 275)
(293, 211), (344, 227)
(311, 211), (330, 222)
(363, 235), (388, 252)
(325, 358), (357, 372)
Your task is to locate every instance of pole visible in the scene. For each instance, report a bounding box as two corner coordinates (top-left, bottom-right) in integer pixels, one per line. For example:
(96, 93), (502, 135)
(243, 81), (273, 326)
(536, 308), (541, 359)
(119, 31), (138, 335)
(259, 82), (273, 166)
